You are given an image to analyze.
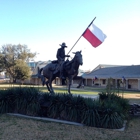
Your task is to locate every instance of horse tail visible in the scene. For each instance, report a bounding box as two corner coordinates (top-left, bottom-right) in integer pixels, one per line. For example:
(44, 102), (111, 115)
(40, 67), (43, 74)
(37, 67), (41, 78)
(37, 67), (45, 86)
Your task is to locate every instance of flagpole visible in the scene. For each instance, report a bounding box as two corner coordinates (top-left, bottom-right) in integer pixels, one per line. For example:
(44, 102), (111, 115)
(67, 17), (96, 55)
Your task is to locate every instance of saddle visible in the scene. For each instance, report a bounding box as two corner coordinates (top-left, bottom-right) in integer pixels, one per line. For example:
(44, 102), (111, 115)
(51, 59), (71, 74)
(48, 60), (59, 71)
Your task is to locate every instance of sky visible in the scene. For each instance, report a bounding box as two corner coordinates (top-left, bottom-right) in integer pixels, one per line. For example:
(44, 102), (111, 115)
(0, 0), (140, 71)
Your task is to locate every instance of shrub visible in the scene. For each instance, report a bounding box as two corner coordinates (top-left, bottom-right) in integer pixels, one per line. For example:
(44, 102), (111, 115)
(0, 86), (129, 129)
(0, 87), (41, 115)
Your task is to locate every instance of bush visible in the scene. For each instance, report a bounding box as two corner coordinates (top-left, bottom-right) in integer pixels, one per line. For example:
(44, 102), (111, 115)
(0, 87), (41, 115)
(0, 86), (129, 129)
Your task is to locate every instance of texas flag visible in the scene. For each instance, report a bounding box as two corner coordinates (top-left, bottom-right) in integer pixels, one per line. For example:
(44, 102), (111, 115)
(83, 23), (107, 47)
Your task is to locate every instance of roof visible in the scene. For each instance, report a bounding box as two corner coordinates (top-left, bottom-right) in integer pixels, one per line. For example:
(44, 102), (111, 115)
(82, 65), (140, 79)
(77, 69), (88, 77)
(91, 64), (126, 71)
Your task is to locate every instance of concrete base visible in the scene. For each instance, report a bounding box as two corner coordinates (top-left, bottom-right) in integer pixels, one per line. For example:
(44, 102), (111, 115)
(7, 113), (126, 131)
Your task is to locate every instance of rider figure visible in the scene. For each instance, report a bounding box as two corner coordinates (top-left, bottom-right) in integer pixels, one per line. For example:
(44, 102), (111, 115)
(54, 42), (70, 79)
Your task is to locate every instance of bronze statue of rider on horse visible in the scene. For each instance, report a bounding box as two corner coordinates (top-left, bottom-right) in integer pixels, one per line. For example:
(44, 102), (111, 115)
(38, 42), (83, 94)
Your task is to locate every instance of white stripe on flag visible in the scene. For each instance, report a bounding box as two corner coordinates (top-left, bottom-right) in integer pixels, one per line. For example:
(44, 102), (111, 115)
(89, 24), (107, 42)
(83, 23), (107, 47)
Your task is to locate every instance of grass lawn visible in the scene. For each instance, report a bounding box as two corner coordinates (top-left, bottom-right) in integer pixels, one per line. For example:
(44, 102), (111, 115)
(0, 114), (140, 140)
(0, 83), (100, 95)
(1, 83), (140, 102)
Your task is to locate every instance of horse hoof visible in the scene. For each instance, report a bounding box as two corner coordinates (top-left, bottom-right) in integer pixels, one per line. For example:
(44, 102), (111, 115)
(68, 93), (72, 96)
(49, 91), (55, 95)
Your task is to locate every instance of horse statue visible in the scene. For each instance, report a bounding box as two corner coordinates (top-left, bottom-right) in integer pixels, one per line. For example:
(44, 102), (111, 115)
(38, 51), (83, 94)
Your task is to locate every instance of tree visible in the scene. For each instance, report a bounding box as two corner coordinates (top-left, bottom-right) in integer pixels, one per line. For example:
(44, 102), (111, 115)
(0, 44), (36, 83)
(14, 59), (31, 83)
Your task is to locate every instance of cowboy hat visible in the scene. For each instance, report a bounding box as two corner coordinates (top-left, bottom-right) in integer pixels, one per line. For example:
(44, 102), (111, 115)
(59, 42), (67, 48)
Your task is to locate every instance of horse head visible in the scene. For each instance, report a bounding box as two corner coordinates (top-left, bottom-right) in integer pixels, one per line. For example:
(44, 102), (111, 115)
(72, 51), (83, 66)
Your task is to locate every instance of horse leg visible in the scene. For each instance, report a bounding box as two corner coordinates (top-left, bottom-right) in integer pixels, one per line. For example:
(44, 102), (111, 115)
(46, 80), (55, 95)
(49, 80), (55, 95)
(48, 76), (56, 95)
(45, 80), (51, 92)
(41, 75), (45, 86)
(68, 77), (72, 94)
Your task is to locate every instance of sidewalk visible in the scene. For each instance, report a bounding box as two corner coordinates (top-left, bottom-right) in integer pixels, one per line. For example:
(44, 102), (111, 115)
(72, 92), (99, 100)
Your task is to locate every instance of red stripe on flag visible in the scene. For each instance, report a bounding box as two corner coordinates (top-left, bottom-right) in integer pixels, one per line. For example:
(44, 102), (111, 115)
(83, 28), (102, 47)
